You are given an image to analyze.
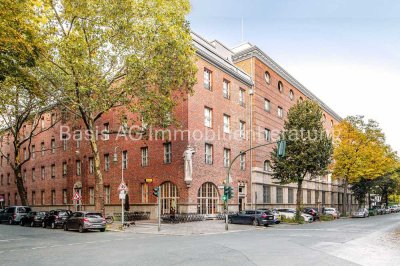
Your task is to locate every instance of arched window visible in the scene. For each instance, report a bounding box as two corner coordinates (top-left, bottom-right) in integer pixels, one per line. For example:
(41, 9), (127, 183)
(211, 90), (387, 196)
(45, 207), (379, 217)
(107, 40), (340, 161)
(160, 181), (179, 214)
(264, 160), (272, 172)
(298, 96), (304, 103)
(264, 71), (271, 84)
(323, 114), (326, 123)
(289, 90), (294, 100)
(278, 81), (283, 93)
(197, 182), (220, 214)
(330, 120), (334, 127)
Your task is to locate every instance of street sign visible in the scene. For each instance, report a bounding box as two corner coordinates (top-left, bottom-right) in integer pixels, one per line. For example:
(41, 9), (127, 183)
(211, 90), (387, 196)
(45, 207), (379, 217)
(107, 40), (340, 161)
(72, 193), (81, 201)
(119, 190), (126, 200)
(145, 178), (153, 183)
(118, 182), (128, 191)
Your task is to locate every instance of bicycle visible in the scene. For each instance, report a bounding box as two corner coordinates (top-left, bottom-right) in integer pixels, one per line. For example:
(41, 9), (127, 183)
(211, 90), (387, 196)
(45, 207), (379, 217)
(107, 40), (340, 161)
(105, 215), (114, 224)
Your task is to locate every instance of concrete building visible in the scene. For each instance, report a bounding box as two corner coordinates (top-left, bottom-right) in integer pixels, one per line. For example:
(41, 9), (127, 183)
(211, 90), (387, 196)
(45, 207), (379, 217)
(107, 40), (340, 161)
(0, 32), (356, 217)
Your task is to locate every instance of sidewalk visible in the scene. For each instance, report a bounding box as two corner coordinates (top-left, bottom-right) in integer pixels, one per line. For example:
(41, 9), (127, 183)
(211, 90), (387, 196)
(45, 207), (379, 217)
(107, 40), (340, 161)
(106, 219), (260, 236)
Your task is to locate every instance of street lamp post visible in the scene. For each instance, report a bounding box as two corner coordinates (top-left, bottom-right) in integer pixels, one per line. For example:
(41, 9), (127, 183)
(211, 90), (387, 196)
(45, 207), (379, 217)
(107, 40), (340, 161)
(113, 146), (125, 228)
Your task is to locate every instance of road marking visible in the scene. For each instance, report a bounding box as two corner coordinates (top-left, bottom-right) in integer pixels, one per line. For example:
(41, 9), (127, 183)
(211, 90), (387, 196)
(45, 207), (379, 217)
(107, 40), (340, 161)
(0, 238), (27, 242)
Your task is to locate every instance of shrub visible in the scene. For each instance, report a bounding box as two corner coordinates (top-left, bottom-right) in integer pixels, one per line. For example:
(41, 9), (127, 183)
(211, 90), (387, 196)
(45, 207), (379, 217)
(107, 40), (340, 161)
(281, 216), (304, 224)
(368, 210), (377, 216)
(319, 214), (334, 221)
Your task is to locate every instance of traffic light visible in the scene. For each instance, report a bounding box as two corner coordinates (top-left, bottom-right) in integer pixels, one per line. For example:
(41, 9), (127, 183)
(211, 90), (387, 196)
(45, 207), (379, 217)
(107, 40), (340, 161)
(228, 186), (234, 199)
(277, 140), (287, 158)
(153, 186), (160, 197)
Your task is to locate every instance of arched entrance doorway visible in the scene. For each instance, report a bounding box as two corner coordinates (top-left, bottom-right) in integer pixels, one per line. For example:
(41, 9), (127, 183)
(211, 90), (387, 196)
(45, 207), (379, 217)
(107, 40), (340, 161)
(197, 182), (220, 214)
(160, 182), (179, 214)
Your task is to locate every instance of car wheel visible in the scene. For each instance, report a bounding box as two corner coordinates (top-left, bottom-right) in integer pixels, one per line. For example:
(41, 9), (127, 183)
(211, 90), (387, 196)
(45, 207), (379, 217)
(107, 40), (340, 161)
(100, 228), (105, 232)
(78, 225), (85, 233)
(64, 224), (68, 231)
(42, 221), (46, 228)
(20, 220), (24, 226)
(51, 222), (55, 229)
(228, 218), (232, 224)
(30, 221), (34, 227)
(8, 218), (13, 225)
(253, 219), (259, 226)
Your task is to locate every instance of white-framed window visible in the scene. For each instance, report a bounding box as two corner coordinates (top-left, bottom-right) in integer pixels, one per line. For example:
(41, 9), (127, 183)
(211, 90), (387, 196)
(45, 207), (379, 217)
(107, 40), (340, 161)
(278, 81), (283, 93)
(265, 128), (271, 142)
(89, 187), (94, 205)
(62, 162), (67, 177)
(223, 148), (230, 168)
(75, 131), (81, 148)
(104, 186), (111, 204)
(164, 142), (172, 164)
(263, 185), (271, 203)
(277, 107), (284, 118)
(51, 190), (56, 205)
(331, 120), (334, 127)
(204, 68), (212, 90)
(51, 164), (55, 179)
(51, 113), (56, 125)
(141, 147), (149, 166)
(32, 168), (35, 181)
(41, 142), (45, 156)
(76, 160), (81, 176)
(89, 157), (94, 174)
(276, 187), (283, 203)
(239, 121), (245, 139)
(51, 138), (56, 154)
(104, 154), (110, 171)
(41, 166), (46, 180)
(41, 191), (45, 205)
(264, 99), (270, 112)
(23, 147), (28, 160)
(31, 145), (35, 159)
(299, 96), (304, 102)
(240, 153), (245, 170)
(323, 114), (326, 123)
(62, 189), (67, 204)
(103, 123), (110, 140)
(223, 79), (230, 99)
(289, 89), (294, 100)
(223, 114), (230, 133)
(288, 188), (294, 203)
(41, 117), (45, 130)
(264, 71), (271, 84)
(264, 160), (272, 172)
(197, 182), (220, 215)
(141, 183), (148, 203)
(32, 191), (36, 205)
(122, 150), (128, 170)
(239, 88), (245, 107)
(62, 134), (67, 151)
(204, 107), (212, 128)
(23, 170), (27, 182)
(205, 143), (213, 165)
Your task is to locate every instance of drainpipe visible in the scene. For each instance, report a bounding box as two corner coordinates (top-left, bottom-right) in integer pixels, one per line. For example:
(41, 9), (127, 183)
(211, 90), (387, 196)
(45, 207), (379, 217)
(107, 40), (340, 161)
(250, 55), (254, 210)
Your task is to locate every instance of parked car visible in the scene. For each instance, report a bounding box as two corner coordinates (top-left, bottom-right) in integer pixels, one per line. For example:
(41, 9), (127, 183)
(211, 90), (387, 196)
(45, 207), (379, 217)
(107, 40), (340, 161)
(258, 209), (281, 224)
(228, 210), (275, 226)
(383, 206), (391, 214)
(63, 211), (106, 233)
(352, 208), (369, 218)
(389, 206), (397, 213)
(303, 208), (320, 221)
(276, 208), (313, 223)
(323, 208), (340, 219)
(372, 205), (384, 215)
(43, 209), (73, 229)
(0, 206), (31, 225)
(20, 211), (48, 227)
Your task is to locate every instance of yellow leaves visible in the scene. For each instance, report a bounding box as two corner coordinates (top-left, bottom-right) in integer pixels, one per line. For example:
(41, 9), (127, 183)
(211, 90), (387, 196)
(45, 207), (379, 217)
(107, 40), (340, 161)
(331, 117), (398, 184)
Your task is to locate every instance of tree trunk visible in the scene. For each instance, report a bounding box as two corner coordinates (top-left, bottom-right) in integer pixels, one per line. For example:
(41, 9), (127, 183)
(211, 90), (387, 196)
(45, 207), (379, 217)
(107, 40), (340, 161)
(88, 121), (105, 215)
(343, 178), (348, 215)
(295, 179), (303, 221)
(13, 147), (28, 206)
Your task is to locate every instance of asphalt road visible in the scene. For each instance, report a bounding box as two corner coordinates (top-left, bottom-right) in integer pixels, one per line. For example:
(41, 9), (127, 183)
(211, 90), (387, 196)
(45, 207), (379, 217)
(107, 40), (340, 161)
(1, 213), (400, 266)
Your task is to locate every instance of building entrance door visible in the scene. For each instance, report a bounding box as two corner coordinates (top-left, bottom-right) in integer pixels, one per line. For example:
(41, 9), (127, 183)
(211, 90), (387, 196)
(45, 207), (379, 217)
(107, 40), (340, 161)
(239, 197), (245, 212)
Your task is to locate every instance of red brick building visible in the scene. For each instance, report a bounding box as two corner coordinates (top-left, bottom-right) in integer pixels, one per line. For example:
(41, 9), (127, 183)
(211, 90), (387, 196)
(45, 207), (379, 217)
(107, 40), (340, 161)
(0, 32), (357, 216)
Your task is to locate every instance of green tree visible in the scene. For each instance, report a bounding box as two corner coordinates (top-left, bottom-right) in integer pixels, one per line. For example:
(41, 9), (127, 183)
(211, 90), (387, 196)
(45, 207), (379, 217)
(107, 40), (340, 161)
(36, 0), (197, 213)
(271, 100), (333, 221)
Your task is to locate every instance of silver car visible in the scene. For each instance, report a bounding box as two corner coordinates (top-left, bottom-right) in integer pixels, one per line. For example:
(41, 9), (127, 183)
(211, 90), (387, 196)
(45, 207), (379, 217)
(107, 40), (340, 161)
(0, 206), (32, 224)
(352, 208), (369, 218)
(63, 211), (106, 233)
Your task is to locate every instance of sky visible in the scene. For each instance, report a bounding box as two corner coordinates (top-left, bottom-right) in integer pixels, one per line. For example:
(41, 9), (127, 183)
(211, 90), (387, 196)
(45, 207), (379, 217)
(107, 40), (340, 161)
(188, 0), (400, 153)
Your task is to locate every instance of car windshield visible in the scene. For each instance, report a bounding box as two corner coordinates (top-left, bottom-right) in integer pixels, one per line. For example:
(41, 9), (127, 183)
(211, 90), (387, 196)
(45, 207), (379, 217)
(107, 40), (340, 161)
(86, 213), (102, 218)
(325, 208), (335, 211)
(356, 209), (364, 212)
(58, 211), (69, 216)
